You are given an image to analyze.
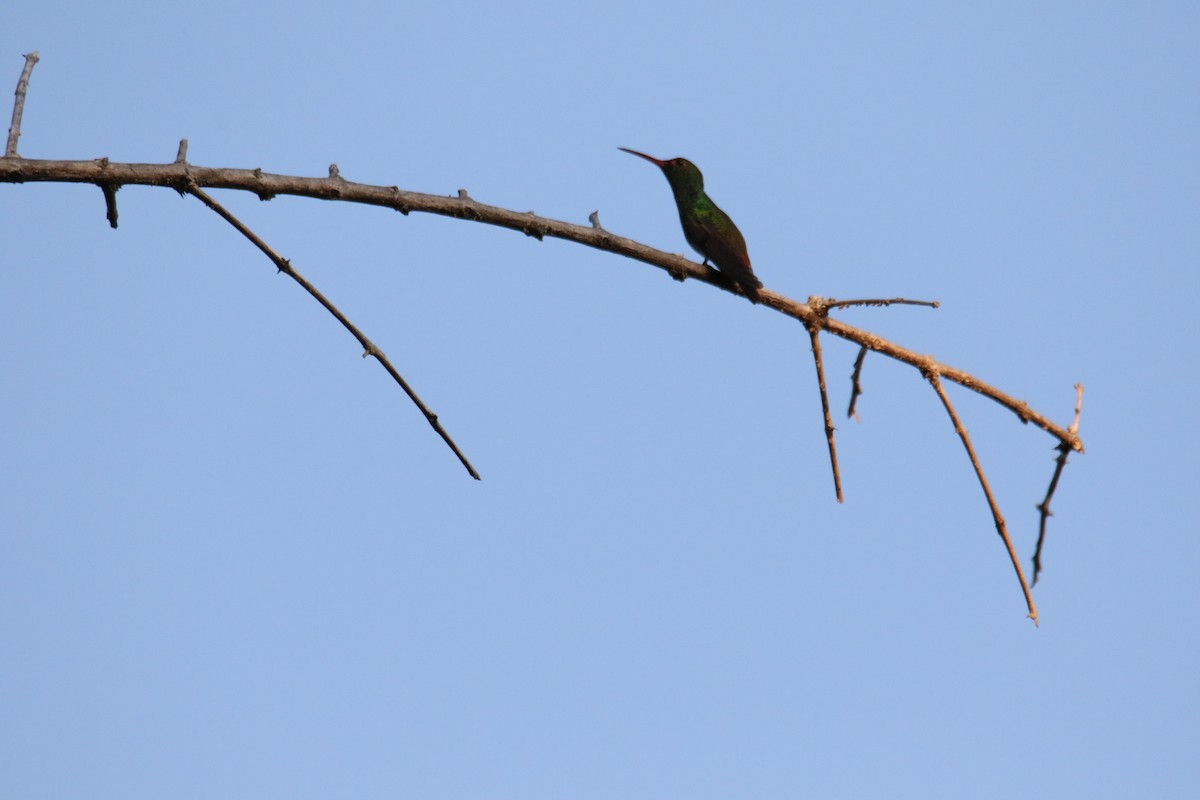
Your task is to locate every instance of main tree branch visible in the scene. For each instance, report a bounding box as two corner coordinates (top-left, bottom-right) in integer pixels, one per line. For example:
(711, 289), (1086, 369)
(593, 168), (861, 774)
(0, 157), (1086, 455)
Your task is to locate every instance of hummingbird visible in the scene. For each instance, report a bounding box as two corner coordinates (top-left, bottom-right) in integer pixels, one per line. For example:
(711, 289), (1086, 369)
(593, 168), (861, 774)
(619, 147), (762, 303)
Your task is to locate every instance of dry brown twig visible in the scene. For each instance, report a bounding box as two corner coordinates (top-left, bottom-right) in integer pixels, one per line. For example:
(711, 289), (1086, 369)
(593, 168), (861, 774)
(2, 54), (1087, 620)
(925, 369), (1039, 624)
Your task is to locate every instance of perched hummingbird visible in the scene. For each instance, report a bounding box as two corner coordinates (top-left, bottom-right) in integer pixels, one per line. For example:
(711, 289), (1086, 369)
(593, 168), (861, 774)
(619, 147), (762, 303)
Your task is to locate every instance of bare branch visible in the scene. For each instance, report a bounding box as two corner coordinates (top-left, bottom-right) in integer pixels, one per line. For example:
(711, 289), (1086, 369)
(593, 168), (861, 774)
(4, 51), (38, 158)
(1033, 383), (1084, 585)
(184, 181), (481, 481)
(0, 57), (1090, 621)
(926, 369), (1038, 625)
(805, 320), (844, 503)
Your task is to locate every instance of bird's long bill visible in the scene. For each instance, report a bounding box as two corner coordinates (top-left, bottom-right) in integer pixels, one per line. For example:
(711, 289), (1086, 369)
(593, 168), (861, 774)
(617, 147), (666, 167)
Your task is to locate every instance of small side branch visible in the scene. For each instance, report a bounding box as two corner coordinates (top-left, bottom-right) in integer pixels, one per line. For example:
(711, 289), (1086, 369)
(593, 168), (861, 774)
(806, 320), (843, 503)
(5, 51), (39, 158)
(825, 297), (940, 311)
(183, 181), (481, 480)
(1033, 383), (1084, 585)
(847, 346), (868, 420)
(926, 369), (1038, 625)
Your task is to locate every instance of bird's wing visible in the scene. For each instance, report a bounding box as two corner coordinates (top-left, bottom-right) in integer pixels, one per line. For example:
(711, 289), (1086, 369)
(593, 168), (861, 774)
(693, 219), (762, 289)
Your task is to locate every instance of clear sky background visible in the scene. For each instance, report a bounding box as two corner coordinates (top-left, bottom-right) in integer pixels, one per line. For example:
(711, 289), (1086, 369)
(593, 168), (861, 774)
(2, 2), (1197, 798)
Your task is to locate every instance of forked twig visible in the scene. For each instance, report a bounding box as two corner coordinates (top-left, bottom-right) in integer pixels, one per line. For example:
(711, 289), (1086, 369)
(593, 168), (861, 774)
(1033, 383), (1084, 585)
(816, 296), (938, 422)
(805, 320), (843, 503)
(925, 368), (1038, 624)
(184, 181), (481, 480)
(5, 51), (38, 158)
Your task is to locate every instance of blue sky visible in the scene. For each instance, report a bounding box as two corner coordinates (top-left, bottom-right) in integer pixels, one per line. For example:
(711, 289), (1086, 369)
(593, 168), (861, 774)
(2, 2), (1198, 798)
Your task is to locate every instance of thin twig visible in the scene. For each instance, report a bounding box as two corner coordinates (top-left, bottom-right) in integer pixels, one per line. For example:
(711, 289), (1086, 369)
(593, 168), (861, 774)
(1033, 383), (1084, 585)
(4, 51), (38, 158)
(825, 297), (941, 311)
(847, 346), (868, 420)
(926, 369), (1038, 625)
(806, 320), (843, 503)
(184, 181), (481, 480)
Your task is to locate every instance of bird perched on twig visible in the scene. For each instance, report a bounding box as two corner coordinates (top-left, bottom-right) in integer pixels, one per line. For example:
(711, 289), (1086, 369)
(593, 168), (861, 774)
(619, 147), (762, 303)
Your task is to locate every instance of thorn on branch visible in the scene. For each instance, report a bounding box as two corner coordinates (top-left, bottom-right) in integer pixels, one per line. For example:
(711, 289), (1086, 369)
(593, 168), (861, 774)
(253, 167), (275, 201)
(100, 183), (119, 228)
(522, 212), (545, 240)
(666, 259), (689, 282)
(322, 167), (344, 198)
(175, 139), (188, 164)
(455, 189), (482, 220)
(589, 210), (603, 230)
(389, 187), (410, 215)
